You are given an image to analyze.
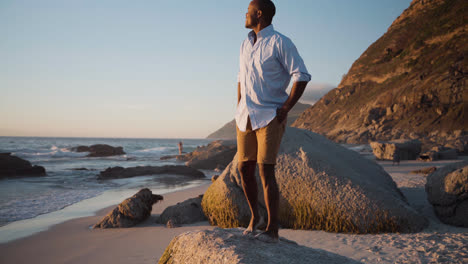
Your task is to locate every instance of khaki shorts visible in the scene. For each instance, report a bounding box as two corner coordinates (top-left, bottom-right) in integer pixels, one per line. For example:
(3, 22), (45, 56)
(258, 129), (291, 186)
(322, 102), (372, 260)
(236, 116), (286, 165)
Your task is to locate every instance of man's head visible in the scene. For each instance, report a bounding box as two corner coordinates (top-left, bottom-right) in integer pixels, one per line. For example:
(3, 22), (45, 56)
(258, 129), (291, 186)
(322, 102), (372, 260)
(245, 0), (276, 29)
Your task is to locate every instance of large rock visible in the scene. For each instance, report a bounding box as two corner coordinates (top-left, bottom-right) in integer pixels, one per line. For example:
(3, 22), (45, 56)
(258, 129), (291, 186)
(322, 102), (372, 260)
(370, 139), (422, 160)
(419, 146), (458, 161)
(159, 154), (183, 160)
(178, 140), (237, 170)
(202, 128), (427, 233)
(71, 144), (125, 157)
(158, 195), (207, 226)
(94, 188), (163, 228)
(425, 161), (468, 227)
(98, 165), (205, 180)
(158, 228), (359, 264)
(0, 153), (46, 178)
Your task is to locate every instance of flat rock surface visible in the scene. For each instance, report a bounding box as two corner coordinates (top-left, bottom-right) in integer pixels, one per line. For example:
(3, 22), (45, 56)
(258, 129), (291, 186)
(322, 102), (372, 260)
(158, 228), (359, 264)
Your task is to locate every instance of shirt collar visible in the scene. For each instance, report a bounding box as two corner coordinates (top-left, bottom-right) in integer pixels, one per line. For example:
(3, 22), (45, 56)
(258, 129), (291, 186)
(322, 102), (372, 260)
(248, 24), (274, 42)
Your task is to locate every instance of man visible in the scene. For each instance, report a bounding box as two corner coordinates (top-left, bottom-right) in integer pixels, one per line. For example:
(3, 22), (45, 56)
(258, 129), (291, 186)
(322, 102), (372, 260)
(236, 0), (311, 243)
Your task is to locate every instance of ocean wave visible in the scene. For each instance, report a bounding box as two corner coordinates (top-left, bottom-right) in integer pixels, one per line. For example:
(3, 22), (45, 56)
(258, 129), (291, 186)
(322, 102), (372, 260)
(0, 188), (105, 225)
(12, 147), (88, 161)
(133, 146), (172, 153)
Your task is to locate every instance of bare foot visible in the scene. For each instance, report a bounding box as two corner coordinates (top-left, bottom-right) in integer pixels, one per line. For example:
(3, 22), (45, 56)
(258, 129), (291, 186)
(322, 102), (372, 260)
(255, 230), (279, 243)
(242, 216), (263, 236)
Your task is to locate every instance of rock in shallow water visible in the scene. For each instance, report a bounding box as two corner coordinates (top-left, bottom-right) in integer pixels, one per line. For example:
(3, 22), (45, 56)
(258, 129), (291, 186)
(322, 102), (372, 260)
(202, 127), (427, 233)
(70, 144), (125, 157)
(94, 188), (163, 228)
(158, 228), (359, 264)
(0, 153), (46, 178)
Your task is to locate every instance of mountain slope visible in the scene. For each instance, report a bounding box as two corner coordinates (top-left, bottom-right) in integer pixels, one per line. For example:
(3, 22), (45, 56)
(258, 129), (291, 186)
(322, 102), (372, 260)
(293, 0), (467, 145)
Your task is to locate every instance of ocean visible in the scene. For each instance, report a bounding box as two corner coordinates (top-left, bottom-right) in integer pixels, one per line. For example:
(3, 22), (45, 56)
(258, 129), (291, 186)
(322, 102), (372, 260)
(0, 136), (213, 242)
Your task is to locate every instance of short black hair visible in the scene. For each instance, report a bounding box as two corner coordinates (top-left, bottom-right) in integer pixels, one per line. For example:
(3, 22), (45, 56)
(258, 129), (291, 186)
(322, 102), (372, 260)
(254, 0), (276, 24)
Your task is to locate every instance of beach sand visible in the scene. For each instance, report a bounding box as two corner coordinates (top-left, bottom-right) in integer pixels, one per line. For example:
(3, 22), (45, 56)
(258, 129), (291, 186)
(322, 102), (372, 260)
(0, 159), (467, 263)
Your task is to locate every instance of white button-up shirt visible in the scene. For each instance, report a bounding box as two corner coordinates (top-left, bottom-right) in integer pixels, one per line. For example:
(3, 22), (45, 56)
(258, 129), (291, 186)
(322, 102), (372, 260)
(235, 25), (311, 132)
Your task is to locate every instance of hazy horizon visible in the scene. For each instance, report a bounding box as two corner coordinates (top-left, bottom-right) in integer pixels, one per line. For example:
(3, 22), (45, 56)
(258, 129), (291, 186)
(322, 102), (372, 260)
(1, 0), (412, 138)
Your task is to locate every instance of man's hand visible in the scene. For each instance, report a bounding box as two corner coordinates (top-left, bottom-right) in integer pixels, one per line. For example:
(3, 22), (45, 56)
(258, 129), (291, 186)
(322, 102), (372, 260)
(276, 107), (288, 124)
(277, 81), (308, 124)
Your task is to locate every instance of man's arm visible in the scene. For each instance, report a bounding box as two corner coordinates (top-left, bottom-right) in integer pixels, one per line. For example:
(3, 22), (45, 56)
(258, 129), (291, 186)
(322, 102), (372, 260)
(237, 82), (241, 104)
(276, 81), (308, 123)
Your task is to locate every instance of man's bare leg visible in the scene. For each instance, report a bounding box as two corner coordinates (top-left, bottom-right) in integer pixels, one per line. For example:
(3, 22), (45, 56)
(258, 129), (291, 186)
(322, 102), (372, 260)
(239, 160), (261, 235)
(258, 163), (279, 241)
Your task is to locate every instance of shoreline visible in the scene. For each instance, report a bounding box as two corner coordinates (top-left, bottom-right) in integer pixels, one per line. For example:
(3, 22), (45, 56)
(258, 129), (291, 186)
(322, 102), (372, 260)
(0, 160), (467, 263)
(0, 179), (210, 244)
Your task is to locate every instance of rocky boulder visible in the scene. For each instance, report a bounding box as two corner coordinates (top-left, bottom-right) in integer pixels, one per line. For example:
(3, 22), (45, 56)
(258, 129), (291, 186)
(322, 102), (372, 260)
(94, 188), (163, 228)
(98, 165), (205, 180)
(158, 195), (207, 226)
(159, 154), (183, 160)
(71, 144), (125, 157)
(419, 146), (458, 161)
(202, 128), (427, 233)
(425, 161), (468, 227)
(370, 139), (422, 160)
(178, 140), (237, 170)
(158, 228), (359, 264)
(0, 153), (46, 178)
(411, 166), (437, 176)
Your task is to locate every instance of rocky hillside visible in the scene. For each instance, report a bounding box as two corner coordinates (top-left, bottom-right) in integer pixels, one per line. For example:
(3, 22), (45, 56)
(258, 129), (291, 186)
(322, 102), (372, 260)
(207, 102), (311, 139)
(293, 0), (467, 148)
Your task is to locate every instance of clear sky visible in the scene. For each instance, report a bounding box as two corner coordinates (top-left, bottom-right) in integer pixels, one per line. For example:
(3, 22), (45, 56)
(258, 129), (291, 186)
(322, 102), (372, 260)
(1, 0), (411, 139)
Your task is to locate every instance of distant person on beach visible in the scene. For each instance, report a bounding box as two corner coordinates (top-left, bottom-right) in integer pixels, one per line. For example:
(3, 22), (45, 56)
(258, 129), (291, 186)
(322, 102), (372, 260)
(393, 149), (400, 166)
(178, 141), (183, 155)
(236, 0), (310, 243)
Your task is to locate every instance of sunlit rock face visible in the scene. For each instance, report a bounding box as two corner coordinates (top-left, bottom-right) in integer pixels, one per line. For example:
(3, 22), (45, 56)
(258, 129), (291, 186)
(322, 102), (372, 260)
(158, 228), (360, 264)
(293, 0), (467, 151)
(202, 127), (428, 234)
(426, 161), (468, 227)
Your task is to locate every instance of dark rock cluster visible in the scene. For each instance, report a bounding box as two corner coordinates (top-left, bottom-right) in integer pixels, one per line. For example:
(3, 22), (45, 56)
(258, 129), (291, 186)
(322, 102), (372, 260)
(70, 144), (125, 157)
(0, 153), (46, 178)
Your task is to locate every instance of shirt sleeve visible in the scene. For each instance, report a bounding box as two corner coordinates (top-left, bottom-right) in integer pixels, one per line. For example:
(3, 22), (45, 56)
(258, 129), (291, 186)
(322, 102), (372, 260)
(277, 37), (311, 83)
